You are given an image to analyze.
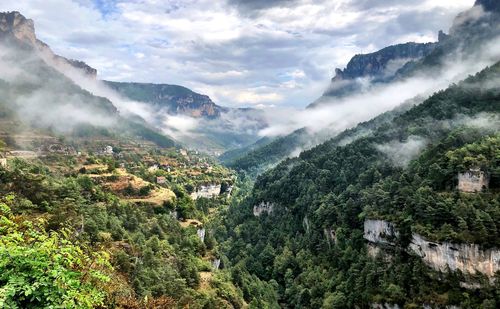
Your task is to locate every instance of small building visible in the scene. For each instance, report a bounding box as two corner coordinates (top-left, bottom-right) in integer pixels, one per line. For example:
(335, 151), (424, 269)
(458, 168), (489, 193)
(156, 176), (166, 184)
(148, 164), (159, 172)
(0, 158), (7, 168)
(103, 146), (113, 155)
(180, 149), (188, 157)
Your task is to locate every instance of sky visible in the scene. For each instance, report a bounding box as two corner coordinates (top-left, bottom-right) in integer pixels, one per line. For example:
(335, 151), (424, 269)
(0, 0), (475, 108)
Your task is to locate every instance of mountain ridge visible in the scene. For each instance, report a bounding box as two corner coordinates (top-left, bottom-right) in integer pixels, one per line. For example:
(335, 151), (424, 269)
(0, 11), (97, 78)
(226, 0), (500, 175)
(104, 81), (224, 118)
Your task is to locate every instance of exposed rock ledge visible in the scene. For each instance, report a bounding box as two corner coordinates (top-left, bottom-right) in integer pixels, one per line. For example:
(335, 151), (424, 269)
(253, 202), (274, 217)
(364, 220), (500, 277)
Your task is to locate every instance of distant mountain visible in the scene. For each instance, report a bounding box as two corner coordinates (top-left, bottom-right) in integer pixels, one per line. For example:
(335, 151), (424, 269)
(104, 82), (268, 153)
(226, 0), (500, 175)
(0, 11), (176, 148)
(104, 81), (224, 118)
(313, 42), (436, 105)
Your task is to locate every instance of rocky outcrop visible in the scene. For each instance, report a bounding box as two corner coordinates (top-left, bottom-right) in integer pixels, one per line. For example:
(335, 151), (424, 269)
(253, 202), (274, 217)
(212, 258), (221, 270)
(190, 184), (221, 200)
(104, 81), (223, 118)
(364, 220), (500, 277)
(458, 168), (489, 192)
(0, 11), (97, 78)
(303, 216), (310, 233)
(334, 43), (436, 80)
(324, 228), (337, 245)
(363, 219), (399, 245)
(317, 42), (436, 101)
(410, 234), (500, 277)
(197, 228), (206, 242)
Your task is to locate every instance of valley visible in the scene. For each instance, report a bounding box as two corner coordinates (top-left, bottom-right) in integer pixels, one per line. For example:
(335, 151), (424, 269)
(0, 0), (499, 308)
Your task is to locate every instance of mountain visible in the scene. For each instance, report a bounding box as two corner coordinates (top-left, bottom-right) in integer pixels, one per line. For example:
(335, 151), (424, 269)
(223, 97), (421, 175)
(315, 42), (436, 102)
(225, 0), (500, 175)
(104, 81), (269, 153)
(104, 81), (223, 118)
(217, 60), (500, 308)
(0, 11), (97, 78)
(0, 11), (176, 149)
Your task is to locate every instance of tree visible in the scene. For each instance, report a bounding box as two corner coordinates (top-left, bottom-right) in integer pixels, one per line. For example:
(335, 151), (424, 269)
(0, 200), (111, 308)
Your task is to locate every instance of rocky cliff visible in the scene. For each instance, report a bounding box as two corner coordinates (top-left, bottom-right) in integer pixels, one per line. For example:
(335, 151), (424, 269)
(318, 42), (436, 100)
(253, 202), (274, 217)
(458, 168), (489, 192)
(190, 184), (221, 200)
(364, 220), (500, 277)
(104, 81), (223, 118)
(0, 11), (97, 78)
(313, 0), (500, 107)
(410, 234), (500, 277)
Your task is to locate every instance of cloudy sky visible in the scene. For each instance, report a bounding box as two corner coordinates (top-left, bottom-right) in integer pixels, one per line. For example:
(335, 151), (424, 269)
(0, 0), (475, 108)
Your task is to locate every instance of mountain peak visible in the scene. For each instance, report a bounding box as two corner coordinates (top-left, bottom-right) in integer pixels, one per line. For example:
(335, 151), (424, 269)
(0, 11), (97, 79)
(474, 0), (500, 12)
(0, 11), (37, 45)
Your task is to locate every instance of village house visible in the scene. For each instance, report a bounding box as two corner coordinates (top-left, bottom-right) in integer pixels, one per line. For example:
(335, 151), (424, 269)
(0, 158), (7, 168)
(156, 176), (167, 184)
(104, 145), (114, 155)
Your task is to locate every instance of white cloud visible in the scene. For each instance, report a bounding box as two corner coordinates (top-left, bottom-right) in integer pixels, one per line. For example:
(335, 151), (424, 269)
(0, 0), (476, 108)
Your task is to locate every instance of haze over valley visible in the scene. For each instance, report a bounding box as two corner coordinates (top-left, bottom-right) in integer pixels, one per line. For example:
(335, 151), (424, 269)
(0, 1), (499, 308)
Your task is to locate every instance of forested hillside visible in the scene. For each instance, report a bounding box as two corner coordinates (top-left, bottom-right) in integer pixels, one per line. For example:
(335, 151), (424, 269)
(215, 62), (500, 308)
(0, 147), (247, 307)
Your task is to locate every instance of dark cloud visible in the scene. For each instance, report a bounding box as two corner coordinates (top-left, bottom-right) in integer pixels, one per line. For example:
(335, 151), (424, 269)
(227, 0), (300, 15)
(344, 0), (423, 10)
(66, 31), (116, 45)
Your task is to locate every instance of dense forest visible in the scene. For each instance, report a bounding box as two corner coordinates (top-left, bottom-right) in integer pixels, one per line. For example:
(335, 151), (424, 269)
(0, 152), (246, 308)
(213, 63), (500, 308)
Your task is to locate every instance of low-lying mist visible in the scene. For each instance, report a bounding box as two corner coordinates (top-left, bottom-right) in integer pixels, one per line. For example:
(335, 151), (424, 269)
(259, 36), (500, 139)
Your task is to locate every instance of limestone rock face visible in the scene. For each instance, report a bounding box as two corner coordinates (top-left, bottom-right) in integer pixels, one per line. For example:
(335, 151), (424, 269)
(0, 11), (36, 45)
(458, 168), (489, 192)
(410, 234), (500, 277)
(364, 219), (500, 277)
(253, 202), (274, 217)
(0, 11), (97, 78)
(324, 228), (337, 245)
(319, 42), (436, 100)
(197, 228), (206, 242)
(190, 184), (221, 200)
(104, 81), (223, 118)
(363, 219), (399, 245)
